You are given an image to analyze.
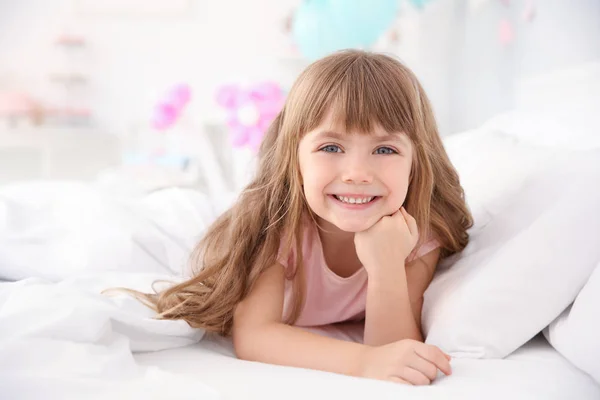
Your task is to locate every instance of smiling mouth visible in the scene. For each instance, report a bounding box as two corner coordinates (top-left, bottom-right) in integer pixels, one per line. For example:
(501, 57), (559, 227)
(332, 195), (380, 205)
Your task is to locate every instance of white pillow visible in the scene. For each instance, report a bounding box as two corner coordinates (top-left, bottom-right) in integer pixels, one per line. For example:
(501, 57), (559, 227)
(440, 128), (560, 230)
(422, 130), (600, 359)
(544, 265), (600, 384)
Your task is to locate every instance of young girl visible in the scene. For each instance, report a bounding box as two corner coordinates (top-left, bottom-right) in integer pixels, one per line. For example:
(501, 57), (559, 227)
(130, 50), (473, 385)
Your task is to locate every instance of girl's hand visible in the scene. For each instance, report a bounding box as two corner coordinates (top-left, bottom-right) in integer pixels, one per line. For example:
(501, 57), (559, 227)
(354, 207), (419, 277)
(359, 339), (452, 385)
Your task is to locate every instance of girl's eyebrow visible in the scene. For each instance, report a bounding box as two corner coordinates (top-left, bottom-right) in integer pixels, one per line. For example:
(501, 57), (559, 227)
(376, 133), (410, 146)
(314, 130), (345, 141)
(315, 130), (410, 147)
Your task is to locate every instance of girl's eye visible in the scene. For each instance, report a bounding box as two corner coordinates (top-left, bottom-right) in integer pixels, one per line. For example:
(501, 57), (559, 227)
(374, 146), (398, 155)
(320, 145), (342, 153)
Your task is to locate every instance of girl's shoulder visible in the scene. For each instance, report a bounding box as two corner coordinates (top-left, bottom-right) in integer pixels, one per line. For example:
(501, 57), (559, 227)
(276, 220), (322, 276)
(407, 232), (440, 262)
(276, 220), (315, 271)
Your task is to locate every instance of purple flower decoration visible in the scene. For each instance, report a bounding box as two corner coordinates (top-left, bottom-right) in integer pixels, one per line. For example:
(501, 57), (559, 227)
(216, 81), (286, 152)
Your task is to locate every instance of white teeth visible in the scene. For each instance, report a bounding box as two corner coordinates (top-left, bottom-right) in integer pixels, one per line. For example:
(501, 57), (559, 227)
(335, 195), (374, 204)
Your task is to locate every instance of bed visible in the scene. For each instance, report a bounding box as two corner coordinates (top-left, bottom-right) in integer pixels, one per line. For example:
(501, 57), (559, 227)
(134, 332), (600, 400)
(1, 265), (597, 400)
(1, 62), (599, 399)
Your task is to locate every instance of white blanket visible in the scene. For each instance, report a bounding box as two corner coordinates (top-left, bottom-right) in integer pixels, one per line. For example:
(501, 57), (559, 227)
(0, 183), (230, 398)
(0, 182), (236, 281)
(0, 272), (219, 400)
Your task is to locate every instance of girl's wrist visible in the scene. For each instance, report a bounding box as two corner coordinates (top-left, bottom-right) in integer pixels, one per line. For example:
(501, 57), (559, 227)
(365, 262), (407, 284)
(355, 343), (375, 378)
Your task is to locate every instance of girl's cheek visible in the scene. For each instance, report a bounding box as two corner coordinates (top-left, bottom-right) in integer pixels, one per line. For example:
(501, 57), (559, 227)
(313, 156), (336, 173)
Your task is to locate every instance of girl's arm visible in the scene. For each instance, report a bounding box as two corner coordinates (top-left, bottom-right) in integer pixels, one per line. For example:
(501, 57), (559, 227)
(232, 263), (366, 376)
(364, 248), (440, 346)
(405, 248), (441, 329)
(233, 260), (452, 384)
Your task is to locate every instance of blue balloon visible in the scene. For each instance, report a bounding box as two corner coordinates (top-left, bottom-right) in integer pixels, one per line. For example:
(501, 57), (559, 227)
(408, 0), (432, 9)
(292, 0), (400, 60)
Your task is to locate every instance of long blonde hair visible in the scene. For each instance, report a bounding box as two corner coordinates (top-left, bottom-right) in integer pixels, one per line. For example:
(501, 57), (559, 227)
(123, 50), (473, 336)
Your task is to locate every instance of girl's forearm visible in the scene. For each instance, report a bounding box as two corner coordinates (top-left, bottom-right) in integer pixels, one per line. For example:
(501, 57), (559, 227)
(364, 268), (422, 346)
(233, 321), (367, 377)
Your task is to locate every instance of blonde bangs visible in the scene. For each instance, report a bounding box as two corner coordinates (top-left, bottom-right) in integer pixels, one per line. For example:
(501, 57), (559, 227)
(285, 51), (420, 141)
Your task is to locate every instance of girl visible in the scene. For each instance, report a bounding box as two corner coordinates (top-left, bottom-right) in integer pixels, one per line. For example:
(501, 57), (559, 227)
(129, 50), (473, 385)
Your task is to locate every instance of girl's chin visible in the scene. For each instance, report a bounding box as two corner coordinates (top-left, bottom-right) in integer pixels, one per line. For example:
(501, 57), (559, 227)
(328, 218), (379, 233)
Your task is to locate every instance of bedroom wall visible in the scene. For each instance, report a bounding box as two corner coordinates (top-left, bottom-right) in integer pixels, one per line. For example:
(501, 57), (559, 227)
(456, 0), (600, 131)
(0, 0), (598, 188)
(0, 0), (305, 134)
(1, 0), (598, 135)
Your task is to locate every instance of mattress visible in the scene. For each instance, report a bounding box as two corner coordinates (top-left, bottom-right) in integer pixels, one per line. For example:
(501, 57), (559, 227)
(135, 332), (600, 400)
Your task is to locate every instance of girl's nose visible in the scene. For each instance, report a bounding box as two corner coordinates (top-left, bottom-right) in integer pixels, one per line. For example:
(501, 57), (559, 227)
(341, 155), (373, 184)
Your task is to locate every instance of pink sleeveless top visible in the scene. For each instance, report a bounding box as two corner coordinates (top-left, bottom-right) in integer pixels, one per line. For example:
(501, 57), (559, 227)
(277, 223), (440, 327)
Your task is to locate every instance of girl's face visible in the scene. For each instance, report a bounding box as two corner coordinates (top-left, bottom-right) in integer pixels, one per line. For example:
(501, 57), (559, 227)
(298, 111), (414, 233)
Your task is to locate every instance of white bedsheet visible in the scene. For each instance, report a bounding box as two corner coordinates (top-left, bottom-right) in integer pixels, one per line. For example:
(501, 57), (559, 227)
(3, 271), (598, 400)
(0, 273), (217, 400)
(135, 333), (600, 400)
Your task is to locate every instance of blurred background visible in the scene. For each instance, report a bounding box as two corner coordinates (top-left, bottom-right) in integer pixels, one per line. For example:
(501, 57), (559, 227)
(0, 0), (598, 197)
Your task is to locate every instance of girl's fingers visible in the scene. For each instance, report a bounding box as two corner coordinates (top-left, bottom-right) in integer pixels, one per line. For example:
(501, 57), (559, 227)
(400, 207), (419, 237)
(407, 353), (439, 381)
(415, 345), (452, 376)
(389, 376), (411, 385)
(399, 366), (431, 386)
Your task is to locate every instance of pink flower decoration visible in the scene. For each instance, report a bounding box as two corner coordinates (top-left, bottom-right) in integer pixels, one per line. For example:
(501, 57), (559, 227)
(216, 81), (286, 152)
(168, 84), (191, 110)
(152, 84), (192, 131)
(152, 102), (178, 130)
